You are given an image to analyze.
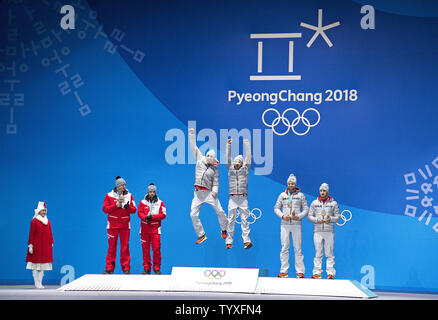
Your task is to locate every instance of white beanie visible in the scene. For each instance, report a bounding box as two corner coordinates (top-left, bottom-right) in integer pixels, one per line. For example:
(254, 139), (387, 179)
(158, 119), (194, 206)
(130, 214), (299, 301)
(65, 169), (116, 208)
(320, 183), (329, 192)
(205, 149), (219, 167)
(206, 149), (216, 159)
(287, 174), (297, 184)
(233, 155), (243, 164)
(34, 201), (47, 215)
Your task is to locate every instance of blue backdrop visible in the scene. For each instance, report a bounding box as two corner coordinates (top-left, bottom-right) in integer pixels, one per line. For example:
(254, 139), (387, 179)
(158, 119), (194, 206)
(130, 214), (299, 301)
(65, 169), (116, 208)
(1, 0), (437, 292)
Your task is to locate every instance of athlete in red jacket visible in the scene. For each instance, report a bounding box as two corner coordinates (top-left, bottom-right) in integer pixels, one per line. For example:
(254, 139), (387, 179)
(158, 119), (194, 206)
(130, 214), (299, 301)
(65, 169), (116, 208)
(102, 176), (137, 274)
(138, 183), (166, 274)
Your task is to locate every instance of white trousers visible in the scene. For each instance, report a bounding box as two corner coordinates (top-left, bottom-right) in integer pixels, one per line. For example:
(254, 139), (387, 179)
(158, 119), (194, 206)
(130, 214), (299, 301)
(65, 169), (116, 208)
(226, 195), (251, 245)
(190, 189), (228, 237)
(280, 224), (305, 274)
(313, 231), (336, 276)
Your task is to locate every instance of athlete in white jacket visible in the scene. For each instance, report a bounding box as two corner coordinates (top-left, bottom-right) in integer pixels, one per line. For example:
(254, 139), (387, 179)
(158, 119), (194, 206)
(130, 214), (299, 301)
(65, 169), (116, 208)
(225, 138), (252, 249)
(274, 174), (308, 278)
(308, 183), (340, 279)
(189, 128), (228, 244)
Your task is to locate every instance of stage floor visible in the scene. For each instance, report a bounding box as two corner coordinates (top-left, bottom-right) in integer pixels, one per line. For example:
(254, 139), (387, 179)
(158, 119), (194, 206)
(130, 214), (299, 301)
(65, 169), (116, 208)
(0, 284), (437, 300)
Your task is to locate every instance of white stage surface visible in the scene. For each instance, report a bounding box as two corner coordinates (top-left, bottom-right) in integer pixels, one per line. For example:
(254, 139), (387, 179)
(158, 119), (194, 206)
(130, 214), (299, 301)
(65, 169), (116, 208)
(2, 268), (437, 300)
(56, 267), (378, 299)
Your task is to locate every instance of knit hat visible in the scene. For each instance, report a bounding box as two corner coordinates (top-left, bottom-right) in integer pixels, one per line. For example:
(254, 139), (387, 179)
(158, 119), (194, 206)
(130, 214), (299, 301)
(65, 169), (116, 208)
(206, 149), (216, 159)
(205, 149), (219, 166)
(147, 183), (157, 192)
(287, 174), (297, 184)
(115, 176), (126, 188)
(233, 155), (243, 165)
(320, 183), (329, 192)
(34, 201), (47, 215)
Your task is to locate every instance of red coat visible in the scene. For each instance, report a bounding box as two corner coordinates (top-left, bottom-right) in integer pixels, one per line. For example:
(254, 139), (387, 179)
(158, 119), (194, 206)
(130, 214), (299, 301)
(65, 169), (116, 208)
(138, 197), (166, 234)
(26, 218), (54, 263)
(103, 190), (137, 229)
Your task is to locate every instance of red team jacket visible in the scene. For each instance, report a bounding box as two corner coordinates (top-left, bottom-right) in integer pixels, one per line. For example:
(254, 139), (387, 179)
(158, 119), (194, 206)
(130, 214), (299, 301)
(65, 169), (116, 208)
(26, 218), (54, 263)
(103, 190), (137, 229)
(138, 197), (166, 234)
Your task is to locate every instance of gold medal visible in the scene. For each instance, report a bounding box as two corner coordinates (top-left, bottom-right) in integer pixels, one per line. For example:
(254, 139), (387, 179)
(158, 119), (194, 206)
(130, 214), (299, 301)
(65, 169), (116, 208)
(321, 210), (326, 217)
(288, 203), (292, 208)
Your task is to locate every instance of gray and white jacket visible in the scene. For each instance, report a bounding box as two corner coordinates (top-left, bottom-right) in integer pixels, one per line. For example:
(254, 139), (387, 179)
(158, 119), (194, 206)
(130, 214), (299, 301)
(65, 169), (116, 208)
(274, 188), (309, 225)
(308, 196), (340, 232)
(226, 142), (251, 195)
(189, 132), (219, 193)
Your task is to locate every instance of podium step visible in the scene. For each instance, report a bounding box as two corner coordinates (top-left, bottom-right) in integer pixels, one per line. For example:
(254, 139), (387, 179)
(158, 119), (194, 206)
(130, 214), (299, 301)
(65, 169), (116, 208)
(58, 268), (377, 299)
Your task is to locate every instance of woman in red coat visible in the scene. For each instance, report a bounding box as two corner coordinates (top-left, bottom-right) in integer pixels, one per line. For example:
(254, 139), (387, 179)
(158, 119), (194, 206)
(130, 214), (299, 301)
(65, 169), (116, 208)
(26, 201), (54, 289)
(138, 183), (166, 274)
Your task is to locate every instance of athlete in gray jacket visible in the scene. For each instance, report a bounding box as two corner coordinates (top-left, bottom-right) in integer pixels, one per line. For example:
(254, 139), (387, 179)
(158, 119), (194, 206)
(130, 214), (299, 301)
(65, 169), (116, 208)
(308, 183), (340, 279)
(225, 138), (253, 249)
(274, 174), (308, 278)
(188, 128), (228, 244)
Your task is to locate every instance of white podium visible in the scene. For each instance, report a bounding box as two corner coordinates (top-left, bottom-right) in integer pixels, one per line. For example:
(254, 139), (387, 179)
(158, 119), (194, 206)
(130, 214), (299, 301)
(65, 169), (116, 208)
(169, 266), (259, 293)
(58, 267), (377, 299)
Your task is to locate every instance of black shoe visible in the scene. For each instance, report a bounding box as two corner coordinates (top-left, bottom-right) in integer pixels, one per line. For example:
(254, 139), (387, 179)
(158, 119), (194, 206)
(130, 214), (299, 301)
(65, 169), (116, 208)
(154, 270), (162, 275)
(123, 269), (131, 274)
(142, 269), (151, 275)
(102, 270), (114, 274)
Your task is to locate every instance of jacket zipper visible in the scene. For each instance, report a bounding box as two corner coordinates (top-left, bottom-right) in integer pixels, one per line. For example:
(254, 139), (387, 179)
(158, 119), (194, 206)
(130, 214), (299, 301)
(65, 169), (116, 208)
(236, 171), (239, 193)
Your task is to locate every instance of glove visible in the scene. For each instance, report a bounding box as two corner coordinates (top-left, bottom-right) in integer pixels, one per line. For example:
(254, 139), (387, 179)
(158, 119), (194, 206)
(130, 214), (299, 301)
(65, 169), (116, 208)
(28, 244), (33, 254)
(123, 201), (130, 210)
(145, 215), (152, 224)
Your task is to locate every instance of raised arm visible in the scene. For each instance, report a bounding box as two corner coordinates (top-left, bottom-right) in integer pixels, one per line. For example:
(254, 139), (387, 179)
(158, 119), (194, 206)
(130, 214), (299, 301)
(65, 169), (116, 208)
(189, 128), (202, 161)
(225, 139), (232, 169)
(243, 139), (251, 169)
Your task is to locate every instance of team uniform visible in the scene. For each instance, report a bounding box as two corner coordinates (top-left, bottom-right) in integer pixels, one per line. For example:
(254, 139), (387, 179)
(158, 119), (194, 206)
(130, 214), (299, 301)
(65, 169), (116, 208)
(138, 194), (166, 273)
(308, 186), (340, 278)
(274, 176), (308, 277)
(189, 131), (228, 240)
(102, 187), (137, 273)
(225, 141), (252, 248)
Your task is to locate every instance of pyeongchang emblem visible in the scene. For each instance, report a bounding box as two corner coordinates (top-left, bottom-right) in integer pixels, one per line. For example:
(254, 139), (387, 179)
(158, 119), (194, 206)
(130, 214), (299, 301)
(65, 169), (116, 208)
(249, 9), (341, 136)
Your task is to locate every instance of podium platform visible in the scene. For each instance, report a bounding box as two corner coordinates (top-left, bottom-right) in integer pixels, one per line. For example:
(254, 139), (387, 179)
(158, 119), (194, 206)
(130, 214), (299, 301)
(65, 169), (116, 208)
(58, 267), (377, 299)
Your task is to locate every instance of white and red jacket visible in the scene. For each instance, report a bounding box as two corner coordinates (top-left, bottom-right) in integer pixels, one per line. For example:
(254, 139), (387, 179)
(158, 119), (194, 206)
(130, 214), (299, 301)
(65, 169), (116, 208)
(103, 189), (137, 229)
(138, 196), (166, 234)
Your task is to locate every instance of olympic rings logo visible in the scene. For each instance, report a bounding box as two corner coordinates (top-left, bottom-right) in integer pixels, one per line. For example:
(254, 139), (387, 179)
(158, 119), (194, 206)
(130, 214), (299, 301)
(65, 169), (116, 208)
(235, 208), (262, 225)
(336, 210), (352, 226)
(204, 269), (226, 279)
(262, 108), (321, 136)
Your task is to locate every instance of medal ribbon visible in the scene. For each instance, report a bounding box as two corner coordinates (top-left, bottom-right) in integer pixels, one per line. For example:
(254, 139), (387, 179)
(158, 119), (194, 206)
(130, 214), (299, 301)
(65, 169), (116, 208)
(321, 199), (327, 217)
